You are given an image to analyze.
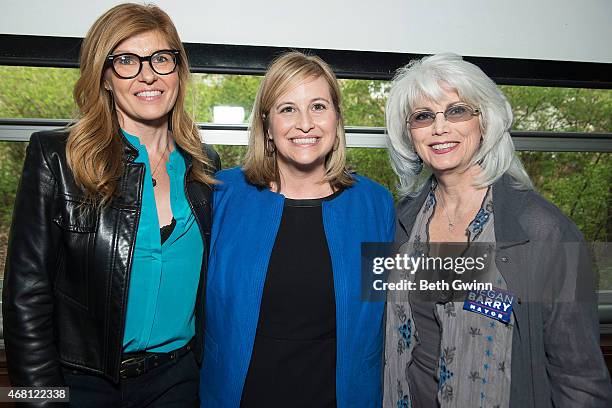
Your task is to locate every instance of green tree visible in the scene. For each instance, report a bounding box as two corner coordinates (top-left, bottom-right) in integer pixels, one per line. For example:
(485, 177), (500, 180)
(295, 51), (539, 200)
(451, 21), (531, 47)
(0, 66), (78, 119)
(187, 74), (262, 123)
(0, 67), (79, 230)
(340, 79), (389, 127)
(186, 74), (262, 168)
(0, 67), (610, 246)
(0, 67), (79, 270)
(504, 86), (612, 242)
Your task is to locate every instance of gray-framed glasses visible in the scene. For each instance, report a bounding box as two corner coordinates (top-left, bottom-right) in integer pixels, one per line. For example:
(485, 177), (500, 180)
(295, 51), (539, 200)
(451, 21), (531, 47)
(106, 50), (179, 79)
(407, 103), (480, 129)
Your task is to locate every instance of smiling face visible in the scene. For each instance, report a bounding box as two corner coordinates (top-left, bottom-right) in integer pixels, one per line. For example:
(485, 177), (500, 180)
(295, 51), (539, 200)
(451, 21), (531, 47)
(103, 30), (179, 132)
(409, 88), (482, 176)
(267, 76), (338, 177)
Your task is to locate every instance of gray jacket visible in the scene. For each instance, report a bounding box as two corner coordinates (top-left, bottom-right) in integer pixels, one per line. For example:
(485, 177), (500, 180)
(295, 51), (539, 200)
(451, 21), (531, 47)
(395, 174), (612, 407)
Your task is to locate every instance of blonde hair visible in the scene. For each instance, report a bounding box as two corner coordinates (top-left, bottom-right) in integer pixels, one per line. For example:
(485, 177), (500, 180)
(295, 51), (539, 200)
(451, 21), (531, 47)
(68, 3), (214, 205)
(243, 51), (353, 190)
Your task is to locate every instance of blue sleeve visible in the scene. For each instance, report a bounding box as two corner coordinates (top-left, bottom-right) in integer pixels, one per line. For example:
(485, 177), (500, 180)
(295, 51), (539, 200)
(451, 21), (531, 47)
(385, 193), (396, 242)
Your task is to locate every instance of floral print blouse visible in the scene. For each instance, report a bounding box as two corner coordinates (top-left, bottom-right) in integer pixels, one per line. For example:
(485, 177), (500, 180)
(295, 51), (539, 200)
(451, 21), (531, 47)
(384, 184), (515, 408)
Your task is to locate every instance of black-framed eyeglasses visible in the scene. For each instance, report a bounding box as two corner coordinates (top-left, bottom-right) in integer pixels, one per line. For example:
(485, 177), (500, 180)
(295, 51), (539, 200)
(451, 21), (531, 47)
(106, 50), (179, 79)
(407, 103), (480, 129)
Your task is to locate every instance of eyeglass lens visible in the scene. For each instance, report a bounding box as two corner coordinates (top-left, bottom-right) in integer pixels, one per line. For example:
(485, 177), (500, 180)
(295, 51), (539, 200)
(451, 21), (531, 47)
(112, 51), (177, 79)
(408, 104), (478, 129)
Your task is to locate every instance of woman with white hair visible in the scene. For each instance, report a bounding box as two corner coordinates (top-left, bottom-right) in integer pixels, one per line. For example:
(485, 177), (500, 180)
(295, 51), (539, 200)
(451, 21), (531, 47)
(383, 53), (611, 407)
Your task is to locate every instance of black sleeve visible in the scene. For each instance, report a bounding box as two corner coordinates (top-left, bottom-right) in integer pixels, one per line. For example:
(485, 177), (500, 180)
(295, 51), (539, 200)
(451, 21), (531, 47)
(2, 132), (65, 390)
(203, 144), (222, 173)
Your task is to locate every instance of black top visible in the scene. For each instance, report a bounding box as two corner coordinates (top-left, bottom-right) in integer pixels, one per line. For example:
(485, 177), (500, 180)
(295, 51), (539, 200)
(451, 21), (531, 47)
(160, 217), (176, 244)
(241, 191), (342, 408)
(407, 301), (440, 407)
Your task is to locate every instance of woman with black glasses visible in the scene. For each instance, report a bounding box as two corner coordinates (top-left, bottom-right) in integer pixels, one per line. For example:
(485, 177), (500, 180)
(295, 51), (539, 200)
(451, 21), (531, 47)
(2, 3), (219, 406)
(383, 53), (611, 407)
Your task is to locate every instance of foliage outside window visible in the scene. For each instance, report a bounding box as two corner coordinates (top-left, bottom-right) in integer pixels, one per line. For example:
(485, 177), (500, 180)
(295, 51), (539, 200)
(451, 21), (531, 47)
(0, 67), (610, 287)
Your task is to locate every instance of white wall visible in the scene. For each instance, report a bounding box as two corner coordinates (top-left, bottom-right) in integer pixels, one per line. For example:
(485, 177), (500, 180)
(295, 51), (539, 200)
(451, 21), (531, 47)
(1, 0), (611, 63)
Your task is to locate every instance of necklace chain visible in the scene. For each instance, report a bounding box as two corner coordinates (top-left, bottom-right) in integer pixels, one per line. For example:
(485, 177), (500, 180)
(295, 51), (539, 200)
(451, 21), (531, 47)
(435, 185), (489, 233)
(150, 140), (169, 188)
(436, 191), (456, 232)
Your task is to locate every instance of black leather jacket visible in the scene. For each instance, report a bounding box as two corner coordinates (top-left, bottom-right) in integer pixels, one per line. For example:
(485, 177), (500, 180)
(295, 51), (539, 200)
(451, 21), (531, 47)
(2, 130), (220, 388)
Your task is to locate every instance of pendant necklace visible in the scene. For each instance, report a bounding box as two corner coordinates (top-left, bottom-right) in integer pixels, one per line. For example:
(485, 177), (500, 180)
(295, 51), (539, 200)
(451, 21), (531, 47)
(150, 140), (169, 188)
(436, 191), (456, 231)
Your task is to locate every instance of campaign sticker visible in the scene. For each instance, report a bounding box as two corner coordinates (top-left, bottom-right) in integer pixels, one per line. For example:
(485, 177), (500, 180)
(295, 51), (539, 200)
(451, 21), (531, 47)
(463, 287), (515, 324)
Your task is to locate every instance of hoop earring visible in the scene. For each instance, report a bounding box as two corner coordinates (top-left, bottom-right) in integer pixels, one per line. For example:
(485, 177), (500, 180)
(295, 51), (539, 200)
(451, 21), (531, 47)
(265, 138), (276, 156)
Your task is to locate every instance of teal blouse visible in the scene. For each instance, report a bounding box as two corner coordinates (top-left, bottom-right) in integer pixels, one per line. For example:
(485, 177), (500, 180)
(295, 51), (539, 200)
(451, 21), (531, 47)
(121, 130), (203, 353)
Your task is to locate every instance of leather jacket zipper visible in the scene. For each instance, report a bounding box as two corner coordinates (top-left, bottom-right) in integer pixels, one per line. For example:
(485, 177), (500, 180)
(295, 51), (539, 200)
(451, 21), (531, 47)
(114, 161), (145, 381)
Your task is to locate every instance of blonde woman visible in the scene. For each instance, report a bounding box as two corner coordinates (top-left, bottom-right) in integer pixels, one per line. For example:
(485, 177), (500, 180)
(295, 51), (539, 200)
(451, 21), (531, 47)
(2, 3), (218, 406)
(200, 52), (395, 407)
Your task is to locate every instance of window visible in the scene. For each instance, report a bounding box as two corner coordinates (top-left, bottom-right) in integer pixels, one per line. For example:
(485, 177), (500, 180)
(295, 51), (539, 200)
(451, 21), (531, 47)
(0, 66), (610, 290)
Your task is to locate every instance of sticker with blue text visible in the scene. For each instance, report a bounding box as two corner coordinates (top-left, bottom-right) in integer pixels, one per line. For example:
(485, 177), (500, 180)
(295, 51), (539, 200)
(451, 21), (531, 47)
(463, 287), (515, 324)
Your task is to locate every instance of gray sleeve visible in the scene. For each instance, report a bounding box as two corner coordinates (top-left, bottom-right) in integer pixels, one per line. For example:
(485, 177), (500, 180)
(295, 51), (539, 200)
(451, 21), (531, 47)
(542, 229), (612, 407)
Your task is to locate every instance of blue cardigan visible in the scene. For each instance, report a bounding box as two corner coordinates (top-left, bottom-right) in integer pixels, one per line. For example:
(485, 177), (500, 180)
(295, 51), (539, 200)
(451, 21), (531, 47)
(200, 167), (395, 407)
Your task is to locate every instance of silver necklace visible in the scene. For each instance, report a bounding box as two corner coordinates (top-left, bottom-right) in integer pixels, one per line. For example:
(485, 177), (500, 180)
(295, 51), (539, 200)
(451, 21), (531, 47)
(436, 191), (456, 231)
(150, 140), (169, 188)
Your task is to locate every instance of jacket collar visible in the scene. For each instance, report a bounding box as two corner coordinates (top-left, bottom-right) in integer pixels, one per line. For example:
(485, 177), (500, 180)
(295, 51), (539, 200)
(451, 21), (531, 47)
(491, 174), (530, 246)
(396, 173), (530, 245)
(396, 182), (430, 239)
(119, 130), (140, 163)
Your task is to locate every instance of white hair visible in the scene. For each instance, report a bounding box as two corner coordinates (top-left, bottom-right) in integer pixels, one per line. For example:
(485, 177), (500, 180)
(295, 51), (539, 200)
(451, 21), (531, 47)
(385, 53), (533, 196)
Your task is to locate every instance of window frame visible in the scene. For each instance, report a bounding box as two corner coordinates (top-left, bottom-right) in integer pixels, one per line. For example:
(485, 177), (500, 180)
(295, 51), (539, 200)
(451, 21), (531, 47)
(0, 35), (611, 327)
